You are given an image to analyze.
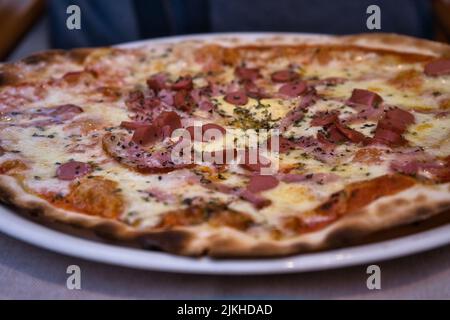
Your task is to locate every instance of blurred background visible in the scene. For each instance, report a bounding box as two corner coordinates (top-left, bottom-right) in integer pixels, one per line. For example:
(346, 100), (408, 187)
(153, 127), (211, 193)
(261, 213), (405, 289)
(1, 0), (450, 62)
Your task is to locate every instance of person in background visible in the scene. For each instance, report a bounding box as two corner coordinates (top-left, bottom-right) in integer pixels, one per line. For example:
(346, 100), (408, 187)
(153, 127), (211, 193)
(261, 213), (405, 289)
(49, 0), (433, 49)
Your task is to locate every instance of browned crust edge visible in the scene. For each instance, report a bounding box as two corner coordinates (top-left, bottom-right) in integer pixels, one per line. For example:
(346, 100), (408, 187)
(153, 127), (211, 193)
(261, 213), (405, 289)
(337, 33), (450, 57)
(1, 33), (450, 257)
(1, 33), (450, 88)
(1, 174), (450, 257)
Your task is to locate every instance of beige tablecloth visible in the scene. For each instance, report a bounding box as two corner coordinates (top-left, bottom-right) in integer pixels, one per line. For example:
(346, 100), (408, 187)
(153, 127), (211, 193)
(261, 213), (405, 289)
(1, 231), (449, 299)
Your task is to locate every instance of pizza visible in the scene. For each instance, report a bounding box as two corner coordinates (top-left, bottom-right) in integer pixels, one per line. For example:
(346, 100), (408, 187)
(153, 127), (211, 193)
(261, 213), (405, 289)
(1, 33), (450, 257)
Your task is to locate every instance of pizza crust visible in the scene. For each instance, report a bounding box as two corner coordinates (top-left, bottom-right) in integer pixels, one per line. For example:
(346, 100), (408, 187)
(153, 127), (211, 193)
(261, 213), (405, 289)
(1, 173), (450, 257)
(121, 32), (450, 56)
(2, 33), (449, 81)
(1, 33), (450, 257)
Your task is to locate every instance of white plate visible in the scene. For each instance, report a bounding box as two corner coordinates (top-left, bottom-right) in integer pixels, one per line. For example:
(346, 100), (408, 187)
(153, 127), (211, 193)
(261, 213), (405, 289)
(1, 204), (450, 275)
(1, 33), (450, 275)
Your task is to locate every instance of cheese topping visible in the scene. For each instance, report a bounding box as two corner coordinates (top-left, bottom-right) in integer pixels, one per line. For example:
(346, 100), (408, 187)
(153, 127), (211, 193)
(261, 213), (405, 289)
(1, 41), (449, 238)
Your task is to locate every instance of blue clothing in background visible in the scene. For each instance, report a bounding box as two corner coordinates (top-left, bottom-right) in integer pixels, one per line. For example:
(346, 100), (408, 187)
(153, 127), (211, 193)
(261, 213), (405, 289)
(49, 0), (433, 49)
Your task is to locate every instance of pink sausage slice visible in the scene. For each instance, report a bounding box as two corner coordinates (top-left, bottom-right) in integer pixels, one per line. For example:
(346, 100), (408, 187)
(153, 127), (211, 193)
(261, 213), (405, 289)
(424, 59), (450, 77)
(247, 175), (279, 193)
(57, 161), (92, 180)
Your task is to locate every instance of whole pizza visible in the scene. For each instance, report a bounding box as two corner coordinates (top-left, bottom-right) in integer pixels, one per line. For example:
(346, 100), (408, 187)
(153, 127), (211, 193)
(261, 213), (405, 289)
(1, 33), (450, 257)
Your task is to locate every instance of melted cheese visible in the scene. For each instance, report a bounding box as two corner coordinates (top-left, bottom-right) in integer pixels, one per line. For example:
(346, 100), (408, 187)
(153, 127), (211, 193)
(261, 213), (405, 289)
(215, 96), (293, 126)
(1, 42), (449, 236)
(406, 114), (450, 157)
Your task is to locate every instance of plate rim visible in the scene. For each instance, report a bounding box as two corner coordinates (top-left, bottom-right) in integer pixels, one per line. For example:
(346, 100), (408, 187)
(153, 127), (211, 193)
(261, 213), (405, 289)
(115, 31), (330, 48)
(1, 32), (450, 275)
(1, 204), (450, 275)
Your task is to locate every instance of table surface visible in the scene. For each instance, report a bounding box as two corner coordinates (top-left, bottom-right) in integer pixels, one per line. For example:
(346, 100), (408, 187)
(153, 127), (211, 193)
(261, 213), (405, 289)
(1, 231), (449, 299)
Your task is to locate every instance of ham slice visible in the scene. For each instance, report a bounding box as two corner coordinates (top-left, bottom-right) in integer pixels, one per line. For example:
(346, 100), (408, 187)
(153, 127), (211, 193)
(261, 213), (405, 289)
(391, 156), (450, 183)
(146, 73), (167, 93)
(132, 125), (161, 145)
(238, 190), (272, 209)
(130, 111), (182, 146)
(174, 90), (196, 112)
(334, 121), (365, 143)
(235, 67), (261, 81)
(298, 89), (318, 109)
(56, 161), (92, 180)
(424, 59), (450, 77)
(279, 89), (317, 132)
(158, 89), (174, 106)
(147, 188), (178, 204)
(311, 110), (365, 145)
(311, 111), (339, 127)
(9, 104), (84, 128)
(224, 90), (248, 105)
(371, 128), (406, 146)
(377, 107), (415, 133)
(120, 121), (148, 130)
(124, 91), (167, 124)
(189, 88), (216, 113)
(125, 90), (145, 111)
(102, 133), (192, 173)
(318, 125), (346, 144)
(370, 107), (415, 147)
(347, 104), (385, 123)
(348, 89), (383, 108)
(345, 89), (385, 123)
(278, 81), (307, 97)
(201, 177), (274, 209)
(271, 70), (300, 83)
(279, 109), (304, 132)
(268, 135), (339, 164)
(171, 76), (193, 91)
(199, 100), (214, 112)
(247, 175), (279, 193)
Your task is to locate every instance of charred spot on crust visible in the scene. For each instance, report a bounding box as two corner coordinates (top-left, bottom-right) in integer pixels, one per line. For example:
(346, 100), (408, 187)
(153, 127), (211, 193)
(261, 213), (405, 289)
(21, 50), (66, 65)
(324, 202), (450, 250)
(414, 206), (432, 218)
(22, 55), (43, 65)
(138, 230), (195, 254)
(0, 71), (19, 86)
(438, 202), (450, 212)
(324, 225), (369, 248)
(68, 48), (95, 64)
